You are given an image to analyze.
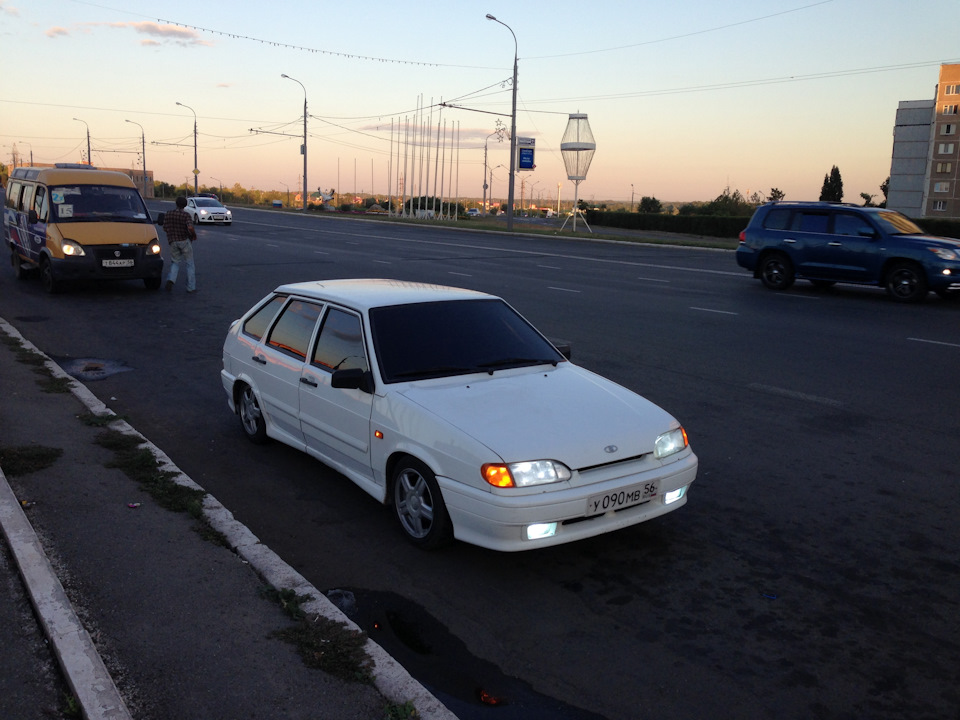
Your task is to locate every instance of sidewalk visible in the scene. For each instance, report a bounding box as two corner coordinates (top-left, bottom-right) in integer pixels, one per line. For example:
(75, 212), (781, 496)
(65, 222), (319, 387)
(0, 317), (456, 720)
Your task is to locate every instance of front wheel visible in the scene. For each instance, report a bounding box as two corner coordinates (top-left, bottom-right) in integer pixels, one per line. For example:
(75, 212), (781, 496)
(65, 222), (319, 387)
(759, 252), (795, 291)
(392, 458), (452, 549)
(39, 257), (59, 294)
(885, 262), (927, 303)
(238, 384), (268, 443)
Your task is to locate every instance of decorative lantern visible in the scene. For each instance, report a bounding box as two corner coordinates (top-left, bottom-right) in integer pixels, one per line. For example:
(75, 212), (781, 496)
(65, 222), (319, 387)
(560, 114), (596, 232)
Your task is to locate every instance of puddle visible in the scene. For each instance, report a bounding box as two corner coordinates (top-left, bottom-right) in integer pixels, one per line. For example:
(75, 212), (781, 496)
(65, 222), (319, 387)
(326, 588), (605, 720)
(54, 358), (134, 382)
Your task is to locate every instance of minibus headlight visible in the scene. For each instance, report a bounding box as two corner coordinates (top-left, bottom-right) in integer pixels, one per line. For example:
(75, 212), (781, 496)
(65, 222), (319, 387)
(62, 239), (86, 257)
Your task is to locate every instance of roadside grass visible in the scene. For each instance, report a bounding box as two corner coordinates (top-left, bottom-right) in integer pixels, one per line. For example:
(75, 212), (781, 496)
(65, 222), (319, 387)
(262, 586), (375, 684)
(1, 334), (74, 393)
(77, 412), (130, 428)
(0, 446), (63, 476)
(383, 701), (419, 719)
(93, 429), (229, 547)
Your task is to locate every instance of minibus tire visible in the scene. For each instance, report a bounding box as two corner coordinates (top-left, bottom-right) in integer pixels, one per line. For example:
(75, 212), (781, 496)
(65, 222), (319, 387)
(39, 257), (59, 294)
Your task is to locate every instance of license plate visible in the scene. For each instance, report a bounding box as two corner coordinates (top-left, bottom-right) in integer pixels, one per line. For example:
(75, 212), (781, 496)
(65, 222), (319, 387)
(102, 259), (134, 268)
(587, 481), (658, 515)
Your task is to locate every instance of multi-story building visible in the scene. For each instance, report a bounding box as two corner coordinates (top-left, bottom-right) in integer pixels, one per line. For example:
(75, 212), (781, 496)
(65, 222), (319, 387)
(888, 63), (960, 219)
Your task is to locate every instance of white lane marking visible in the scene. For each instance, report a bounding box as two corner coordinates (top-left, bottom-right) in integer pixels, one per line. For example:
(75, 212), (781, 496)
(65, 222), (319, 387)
(314, 250), (328, 255)
(638, 277), (671, 283)
(538, 264), (562, 269)
(691, 307), (738, 315)
(373, 259), (392, 264)
(549, 286), (581, 293)
(909, 337), (960, 349)
(448, 272), (472, 277)
(748, 383), (843, 408)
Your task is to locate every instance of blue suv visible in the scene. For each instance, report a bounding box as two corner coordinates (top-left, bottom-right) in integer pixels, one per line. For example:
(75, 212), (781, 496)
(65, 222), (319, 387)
(736, 202), (960, 302)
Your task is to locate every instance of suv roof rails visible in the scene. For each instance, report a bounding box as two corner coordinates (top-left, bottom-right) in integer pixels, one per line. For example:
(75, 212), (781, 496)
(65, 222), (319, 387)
(54, 162), (98, 170)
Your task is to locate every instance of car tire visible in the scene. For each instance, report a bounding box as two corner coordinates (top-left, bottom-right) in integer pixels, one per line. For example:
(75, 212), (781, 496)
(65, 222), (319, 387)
(392, 458), (452, 550)
(39, 256), (59, 294)
(238, 383), (268, 444)
(11, 246), (31, 280)
(759, 252), (795, 291)
(193, 213), (200, 224)
(885, 262), (928, 303)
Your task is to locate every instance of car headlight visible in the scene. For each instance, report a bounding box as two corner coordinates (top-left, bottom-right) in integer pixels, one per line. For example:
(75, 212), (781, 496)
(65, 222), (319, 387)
(62, 239), (85, 257)
(654, 427), (688, 460)
(148, 242), (162, 255)
(199, 209), (209, 216)
(482, 460), (572, 488)
(929, 247), (960, 261)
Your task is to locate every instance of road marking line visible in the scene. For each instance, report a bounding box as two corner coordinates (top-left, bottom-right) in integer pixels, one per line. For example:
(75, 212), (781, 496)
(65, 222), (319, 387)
(748, 383), (843, 408)
(548, 286), (581, 293)
(690, 307), (738, 315)
(538, 264), (562, 269)
(908, 337), (960, 349)
(638, 277), (671, 283)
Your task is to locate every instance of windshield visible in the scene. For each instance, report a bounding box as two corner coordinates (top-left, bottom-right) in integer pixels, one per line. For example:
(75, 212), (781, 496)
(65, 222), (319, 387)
(193, 198), (224, 208)
(50, 185), (149, 223)
(370, 299), (565, 383)
(873, 210), (924, 236)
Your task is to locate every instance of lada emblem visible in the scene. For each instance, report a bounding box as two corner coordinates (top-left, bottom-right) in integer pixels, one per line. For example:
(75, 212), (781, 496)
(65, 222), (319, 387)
(114, 251), (121, 257)
(604, 445), (618, 454)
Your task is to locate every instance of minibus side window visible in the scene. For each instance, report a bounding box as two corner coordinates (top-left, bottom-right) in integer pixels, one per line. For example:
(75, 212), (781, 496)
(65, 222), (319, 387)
(17, 184), (34, 213)
(33, 186), (48, 222)
(5, 182), (20, 209)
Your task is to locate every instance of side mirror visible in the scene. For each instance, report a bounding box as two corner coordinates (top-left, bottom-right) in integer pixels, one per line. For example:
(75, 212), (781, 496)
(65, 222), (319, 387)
(28, 210), (39, 225)
(331, 367), (375, 394)
(155, 212), (165, 226)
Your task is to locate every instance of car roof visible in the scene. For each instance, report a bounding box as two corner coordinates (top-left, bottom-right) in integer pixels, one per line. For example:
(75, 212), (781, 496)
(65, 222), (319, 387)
(275, 278), (495, 311)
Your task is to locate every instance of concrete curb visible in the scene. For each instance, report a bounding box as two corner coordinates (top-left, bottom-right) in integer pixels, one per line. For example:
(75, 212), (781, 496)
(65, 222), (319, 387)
(0, 317), (457, 720)
(0, 468), (132, 720)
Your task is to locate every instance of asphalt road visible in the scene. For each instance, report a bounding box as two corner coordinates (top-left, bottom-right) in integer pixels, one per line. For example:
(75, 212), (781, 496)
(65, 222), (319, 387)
(2, 205), (958, 720)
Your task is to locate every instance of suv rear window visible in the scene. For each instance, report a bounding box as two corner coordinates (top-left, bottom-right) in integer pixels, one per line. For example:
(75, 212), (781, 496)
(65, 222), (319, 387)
(793, 212), (830, 233)
(762, 208), (792, 230)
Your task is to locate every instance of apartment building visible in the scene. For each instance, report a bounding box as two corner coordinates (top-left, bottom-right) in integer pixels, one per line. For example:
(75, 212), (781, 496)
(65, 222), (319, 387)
(888, 63), (960, 219)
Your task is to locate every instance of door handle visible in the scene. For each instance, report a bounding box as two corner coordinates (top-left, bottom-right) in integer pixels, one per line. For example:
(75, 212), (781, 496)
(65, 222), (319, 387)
(783, 238), (796, 243)
(828, 242), (842, 246)
(300, 377), (318, 388)
(252, 355), (266, 365)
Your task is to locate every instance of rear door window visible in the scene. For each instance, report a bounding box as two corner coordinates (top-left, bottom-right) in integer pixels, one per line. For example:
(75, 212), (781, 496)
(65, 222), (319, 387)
(762, 208), (792, 230)
(243, 295), (287, 341)
(792, 212), (830, 233)
(267, 300), (323, 360)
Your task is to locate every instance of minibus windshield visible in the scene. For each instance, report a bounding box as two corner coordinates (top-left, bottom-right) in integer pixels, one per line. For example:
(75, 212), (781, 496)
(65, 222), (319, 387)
(50, 185), (149, 223)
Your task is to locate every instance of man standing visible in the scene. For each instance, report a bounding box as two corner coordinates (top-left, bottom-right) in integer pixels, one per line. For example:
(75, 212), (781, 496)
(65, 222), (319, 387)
(162, 196), (197, 292)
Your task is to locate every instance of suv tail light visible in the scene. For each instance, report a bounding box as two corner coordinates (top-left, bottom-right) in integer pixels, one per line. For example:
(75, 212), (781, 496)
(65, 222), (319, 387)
(738, 230), (746, 243)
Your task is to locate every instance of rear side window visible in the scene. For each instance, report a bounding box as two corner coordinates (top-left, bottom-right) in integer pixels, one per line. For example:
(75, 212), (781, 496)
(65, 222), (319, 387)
(5, 182), (21, 209)
(242, 295), (287, 341)
(267, 300), (322, 360)
(762, 208), (792, 230)
(312, 308), (368, 373)
(792, 212), (830, 233)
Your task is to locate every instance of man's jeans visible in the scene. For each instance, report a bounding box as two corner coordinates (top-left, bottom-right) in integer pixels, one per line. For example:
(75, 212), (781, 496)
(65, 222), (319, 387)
(167, 240), (195, 291)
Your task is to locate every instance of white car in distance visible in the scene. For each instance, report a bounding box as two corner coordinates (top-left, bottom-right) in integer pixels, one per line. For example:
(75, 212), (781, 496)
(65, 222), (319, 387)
(185, 196), (232, 225)
(220, 279), (697, 551)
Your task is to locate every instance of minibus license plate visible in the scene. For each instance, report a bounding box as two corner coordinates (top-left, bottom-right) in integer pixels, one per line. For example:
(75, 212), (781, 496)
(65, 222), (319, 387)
(587, 481), (658, 515)
(102, 259), (134, 268)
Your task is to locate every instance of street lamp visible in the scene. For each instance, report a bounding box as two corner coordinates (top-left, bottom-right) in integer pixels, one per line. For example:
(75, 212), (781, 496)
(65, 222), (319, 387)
(176, 102), (198, 195)
(486, 14), (518, 231)
(125, 119), (148, 196)
(631, 183), (635, 212)
(72, 118), (91, 165)
(280, 181), (290, 207)
(210, 176), (223, 197)
(281, 74), (308, 212)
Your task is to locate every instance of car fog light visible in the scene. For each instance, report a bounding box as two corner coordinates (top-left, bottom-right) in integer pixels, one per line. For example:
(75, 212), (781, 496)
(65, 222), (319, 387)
(526, 522), (557, 540)
(664, 487), (687, 505)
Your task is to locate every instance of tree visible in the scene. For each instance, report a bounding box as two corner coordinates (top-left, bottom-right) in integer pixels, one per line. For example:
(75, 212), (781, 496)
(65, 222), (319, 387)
(768, 188), (785, 202)
(819, 166), (843, 202)
(638, 196), (662, 214)
(860, 193), (876, 207)
(879, 176), (889, 208)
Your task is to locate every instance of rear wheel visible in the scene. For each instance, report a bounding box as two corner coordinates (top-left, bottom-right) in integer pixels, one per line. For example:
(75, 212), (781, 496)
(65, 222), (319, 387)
(885, 262), (927, 303)
(238, 384), (268, 444)
(759, 252), (795, 291)
(392, 458), (452, 549)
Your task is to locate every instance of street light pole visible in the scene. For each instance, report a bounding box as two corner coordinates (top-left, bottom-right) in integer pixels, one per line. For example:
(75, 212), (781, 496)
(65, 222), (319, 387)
(176, 102), (198, 195)
(282, 74), (308, 212)
(72, 118), (91, 165)
(486, 14), (518, 231)
(125, 119), (148, 196)
(482, 130), (499, 216)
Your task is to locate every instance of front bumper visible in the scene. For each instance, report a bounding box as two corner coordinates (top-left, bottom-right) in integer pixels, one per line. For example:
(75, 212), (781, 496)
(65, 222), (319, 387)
(440, 450), (698, 551)
(50, 246), (163, 282)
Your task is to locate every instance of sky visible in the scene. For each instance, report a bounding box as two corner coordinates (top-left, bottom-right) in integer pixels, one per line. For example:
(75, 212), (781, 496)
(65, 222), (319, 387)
(2, 0), (960, 207)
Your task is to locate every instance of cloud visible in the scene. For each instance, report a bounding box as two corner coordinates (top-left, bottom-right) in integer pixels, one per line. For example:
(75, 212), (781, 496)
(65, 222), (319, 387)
(50, 21), (212, 47)
(0, 1), (19, 17)
(45, 26), (68, 38)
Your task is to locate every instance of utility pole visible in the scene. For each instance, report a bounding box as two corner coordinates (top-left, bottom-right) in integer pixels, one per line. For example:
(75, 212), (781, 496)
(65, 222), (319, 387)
(126, 120), (148, 196)
(73, 118), (91, 165)
(176, 102), (198, 195)
(486, 14), (518, 231)
(282, 74), (308, 211)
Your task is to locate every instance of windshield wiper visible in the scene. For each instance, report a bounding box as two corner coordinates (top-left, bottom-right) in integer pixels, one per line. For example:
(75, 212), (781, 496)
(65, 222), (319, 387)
(477, 357), (559, 372)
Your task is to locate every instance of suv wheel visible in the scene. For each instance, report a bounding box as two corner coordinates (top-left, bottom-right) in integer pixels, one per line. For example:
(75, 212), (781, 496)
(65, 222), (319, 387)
(885, 262), (927, 303)
(759, 252), (795, 291)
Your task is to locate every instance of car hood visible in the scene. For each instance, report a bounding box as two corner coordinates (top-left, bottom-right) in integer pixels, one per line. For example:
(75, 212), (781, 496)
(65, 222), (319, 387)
(396, 364), (677, 469)
(902, 234), (960, 249)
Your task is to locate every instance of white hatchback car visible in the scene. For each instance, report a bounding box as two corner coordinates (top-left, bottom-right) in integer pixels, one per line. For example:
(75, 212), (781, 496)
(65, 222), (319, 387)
(185, 196), (232, 225)
(220, 279), (697, 551)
